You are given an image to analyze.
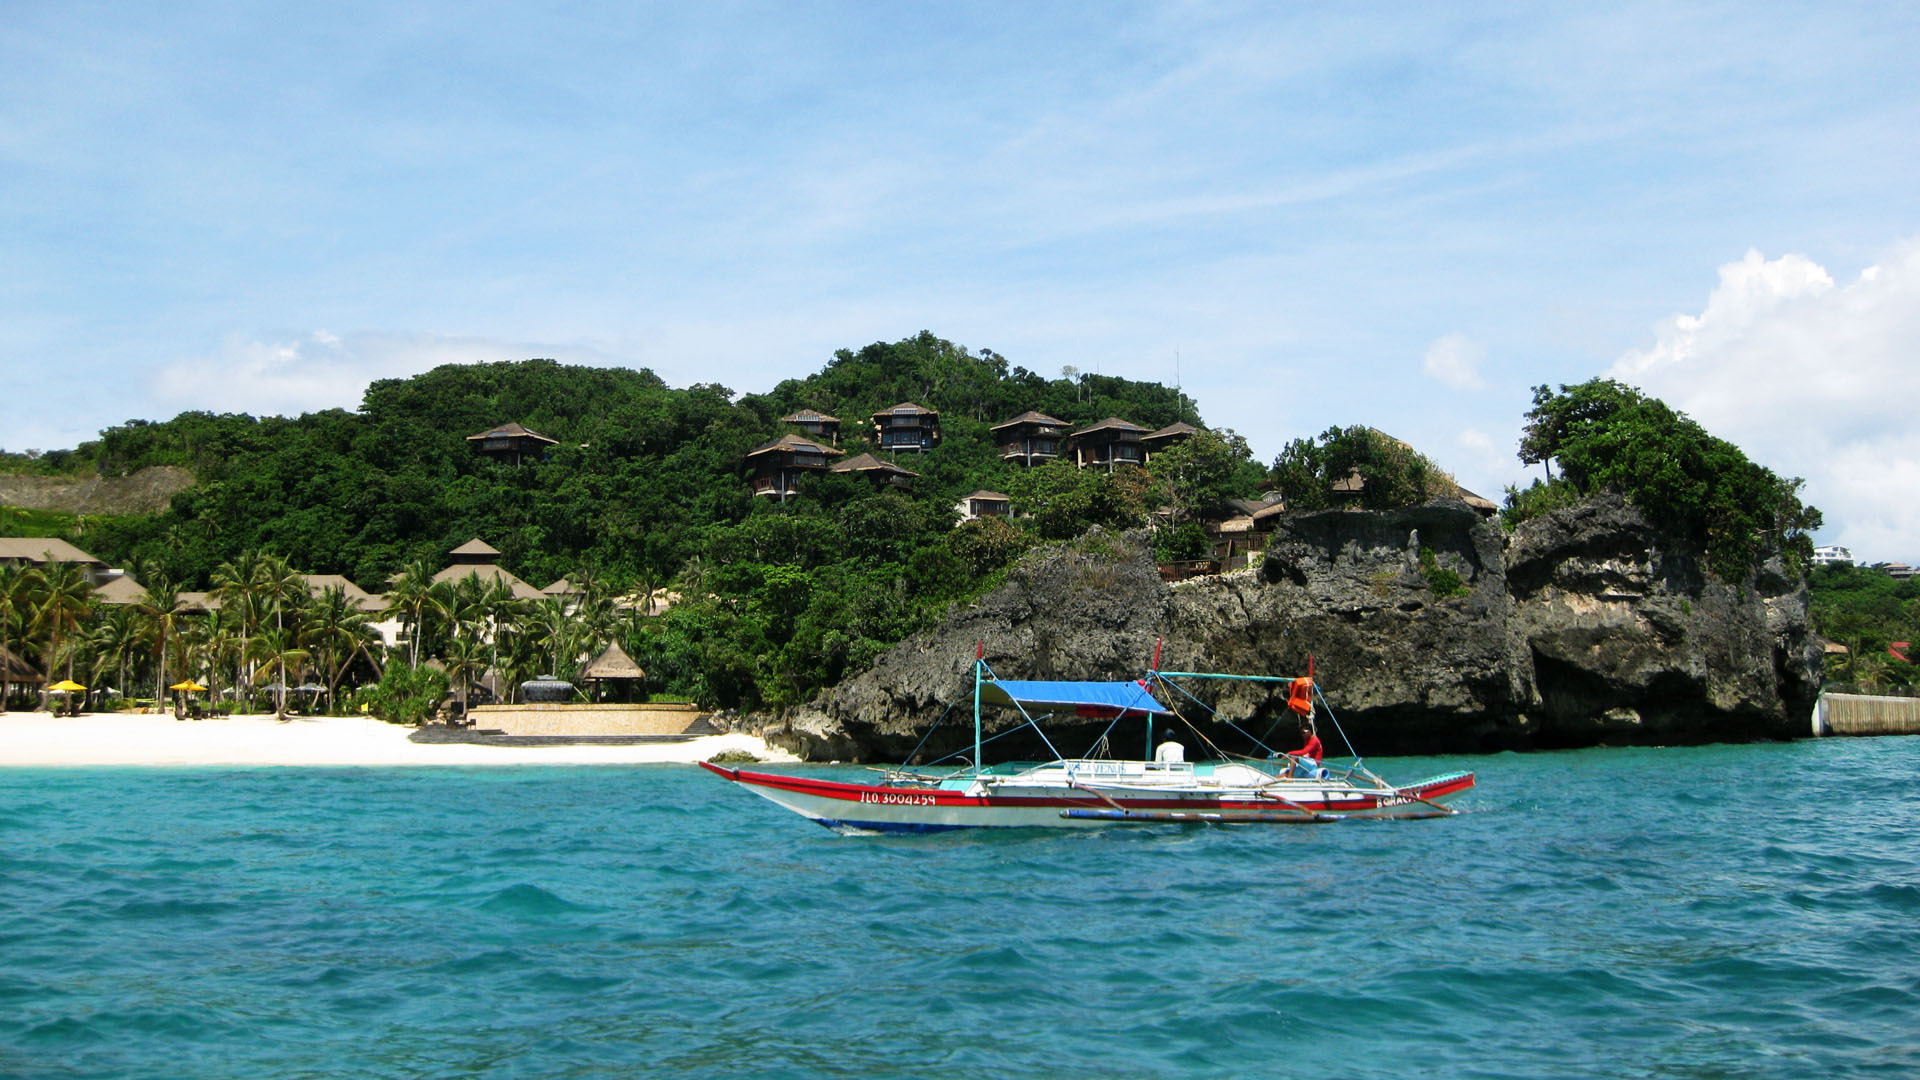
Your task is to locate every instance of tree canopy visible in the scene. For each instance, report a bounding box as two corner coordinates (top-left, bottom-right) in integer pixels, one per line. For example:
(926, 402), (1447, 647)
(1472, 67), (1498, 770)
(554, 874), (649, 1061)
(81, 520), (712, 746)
(11, 332), (1262, 711)
(1267, 426), (1450, 512)
(1506, 379), (1820, 579)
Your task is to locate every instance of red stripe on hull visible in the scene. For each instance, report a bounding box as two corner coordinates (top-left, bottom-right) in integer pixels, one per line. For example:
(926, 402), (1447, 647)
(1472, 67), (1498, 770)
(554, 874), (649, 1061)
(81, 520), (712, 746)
(701, 762), (1475, 815)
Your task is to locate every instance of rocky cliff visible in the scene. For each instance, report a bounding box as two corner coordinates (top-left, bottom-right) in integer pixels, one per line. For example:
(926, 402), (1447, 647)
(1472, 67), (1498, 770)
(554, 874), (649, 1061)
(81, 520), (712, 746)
(773, 495), (1822, 760)
(0, 466), (194, 516)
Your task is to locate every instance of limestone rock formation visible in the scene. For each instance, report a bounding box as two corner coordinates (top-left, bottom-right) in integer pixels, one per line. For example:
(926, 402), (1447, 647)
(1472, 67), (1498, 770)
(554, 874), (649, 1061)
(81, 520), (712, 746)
(0, 466), (194, 516)
(772, 495), (1821, 761)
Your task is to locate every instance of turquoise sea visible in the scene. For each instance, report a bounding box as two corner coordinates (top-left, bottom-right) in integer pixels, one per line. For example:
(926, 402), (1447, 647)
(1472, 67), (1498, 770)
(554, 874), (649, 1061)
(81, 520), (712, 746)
(3, 737), (1917, 1079)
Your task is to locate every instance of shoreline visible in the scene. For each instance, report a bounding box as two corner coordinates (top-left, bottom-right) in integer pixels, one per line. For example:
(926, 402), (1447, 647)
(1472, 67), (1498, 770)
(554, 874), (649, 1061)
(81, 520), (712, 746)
(0, 711), (798, 767)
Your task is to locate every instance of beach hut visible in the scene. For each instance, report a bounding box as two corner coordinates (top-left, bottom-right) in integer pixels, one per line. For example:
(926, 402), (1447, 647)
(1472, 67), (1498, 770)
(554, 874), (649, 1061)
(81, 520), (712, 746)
(582, 641), (646, 703)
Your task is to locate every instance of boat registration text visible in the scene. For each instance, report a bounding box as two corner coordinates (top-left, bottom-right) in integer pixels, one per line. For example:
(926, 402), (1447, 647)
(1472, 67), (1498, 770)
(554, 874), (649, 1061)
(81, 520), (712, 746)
(859, 792), (938, 806)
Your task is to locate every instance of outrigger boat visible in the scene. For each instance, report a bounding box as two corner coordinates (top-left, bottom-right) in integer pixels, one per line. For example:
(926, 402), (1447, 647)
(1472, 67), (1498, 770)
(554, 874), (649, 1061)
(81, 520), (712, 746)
(703, 646), (1476, 834)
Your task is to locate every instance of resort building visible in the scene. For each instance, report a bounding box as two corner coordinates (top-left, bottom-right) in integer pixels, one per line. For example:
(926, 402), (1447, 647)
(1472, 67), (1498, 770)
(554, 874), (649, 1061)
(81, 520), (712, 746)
(1141, 422), (1198, 459)
(745, 433), (844, 502)
(830, 452), (918, 492)
(780, 409), (842, 446)
(990, 411), (1071, 466)
(91, 575), (149, 605)
(871, 402), (940, 453)
(955, 490), (1013, 523)
(301, 574), (386, 613)
(1069, 417), (1149, 470)
(432, 539), (546, 600)
(1813, 545), (1854, 567)
(0, 537), (113, 585)
(466, 422), (558, 465)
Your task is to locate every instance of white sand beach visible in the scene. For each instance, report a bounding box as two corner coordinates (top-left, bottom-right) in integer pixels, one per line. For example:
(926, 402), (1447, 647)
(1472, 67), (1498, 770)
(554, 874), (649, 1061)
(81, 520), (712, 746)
(0, 711), (798, 767)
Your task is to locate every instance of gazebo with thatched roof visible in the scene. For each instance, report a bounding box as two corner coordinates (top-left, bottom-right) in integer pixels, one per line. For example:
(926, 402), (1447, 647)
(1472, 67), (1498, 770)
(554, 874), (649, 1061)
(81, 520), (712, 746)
(582, 641), (647, 702)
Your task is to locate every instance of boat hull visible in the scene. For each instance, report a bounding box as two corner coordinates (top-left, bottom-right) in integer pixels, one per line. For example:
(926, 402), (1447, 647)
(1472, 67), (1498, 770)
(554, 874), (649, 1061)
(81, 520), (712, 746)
(700, 762), (1475, 833)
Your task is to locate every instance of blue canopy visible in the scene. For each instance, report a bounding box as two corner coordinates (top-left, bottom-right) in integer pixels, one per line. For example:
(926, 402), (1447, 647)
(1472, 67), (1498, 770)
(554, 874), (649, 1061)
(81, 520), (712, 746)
(979, 679), (1172, 716)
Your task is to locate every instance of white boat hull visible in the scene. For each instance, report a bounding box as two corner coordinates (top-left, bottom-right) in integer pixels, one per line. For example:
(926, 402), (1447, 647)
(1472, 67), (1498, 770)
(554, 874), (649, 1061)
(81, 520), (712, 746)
(702, 761), (1476, 833)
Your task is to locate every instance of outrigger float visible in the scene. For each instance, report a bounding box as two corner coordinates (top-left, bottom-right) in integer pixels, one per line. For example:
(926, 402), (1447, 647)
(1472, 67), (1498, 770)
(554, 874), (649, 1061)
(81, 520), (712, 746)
(703, 645), (1475, 833)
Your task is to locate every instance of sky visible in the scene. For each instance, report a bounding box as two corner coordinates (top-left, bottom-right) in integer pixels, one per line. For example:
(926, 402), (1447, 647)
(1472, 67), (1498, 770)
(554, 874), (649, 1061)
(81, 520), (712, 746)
(4, 2), (1918, 560)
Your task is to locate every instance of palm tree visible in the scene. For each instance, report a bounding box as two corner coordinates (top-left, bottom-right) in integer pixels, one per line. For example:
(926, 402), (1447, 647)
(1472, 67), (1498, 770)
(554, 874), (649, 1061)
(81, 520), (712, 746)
(0, 562), (30, 712)
(29, 561), (95, 706)
(384, 559), (446, 667)
(301, 584), (377, 713)
(183, 608), (243, 713)
(89, 606), (144, 712)
(247, 626), (309, 721)
(212, 552), (269, 699)
(527, 597), (574, 679)
(442, 634), (488, 719)
(263, 555), (311, 717)
(135, 577), (183, 706)
(481, 578), (522, 703)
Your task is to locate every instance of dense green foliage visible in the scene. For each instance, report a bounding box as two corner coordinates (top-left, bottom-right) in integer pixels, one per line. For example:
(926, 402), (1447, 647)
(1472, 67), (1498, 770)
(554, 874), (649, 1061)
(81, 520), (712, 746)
(1268, 425), (1450, 511)
(9, 332), (1262, 711)
(1505, 380), (1821, 580)
(1808, 564), (1920, 691)
(0, 506), (83, 537)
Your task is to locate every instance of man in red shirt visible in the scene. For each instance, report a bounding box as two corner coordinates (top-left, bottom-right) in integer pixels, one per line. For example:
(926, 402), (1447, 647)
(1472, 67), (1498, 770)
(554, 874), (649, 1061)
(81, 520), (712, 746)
(1285, 722), (1324, 776)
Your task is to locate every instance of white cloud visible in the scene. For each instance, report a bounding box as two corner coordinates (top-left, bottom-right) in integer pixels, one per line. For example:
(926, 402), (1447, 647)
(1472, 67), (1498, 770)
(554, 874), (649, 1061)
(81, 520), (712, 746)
(1607, 237), (1920, 562)
(1422, 333), (1486, 389)
(147, 331), (617, 417)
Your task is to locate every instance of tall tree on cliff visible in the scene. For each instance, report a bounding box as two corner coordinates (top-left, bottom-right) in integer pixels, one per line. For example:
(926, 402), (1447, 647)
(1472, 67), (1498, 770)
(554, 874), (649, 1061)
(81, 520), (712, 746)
(1268, 426), (1448, 512)
(1509, 379), (1821, 579)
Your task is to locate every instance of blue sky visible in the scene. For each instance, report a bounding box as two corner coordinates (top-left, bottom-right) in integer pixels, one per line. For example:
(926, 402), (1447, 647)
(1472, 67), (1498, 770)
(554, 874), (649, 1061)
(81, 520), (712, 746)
(5, 3), (1919, 558)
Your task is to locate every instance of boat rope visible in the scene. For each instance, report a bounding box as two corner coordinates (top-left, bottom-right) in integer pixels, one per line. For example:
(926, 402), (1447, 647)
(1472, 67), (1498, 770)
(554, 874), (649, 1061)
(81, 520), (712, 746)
(1311, 684), (1363, 768)
(1150, 672), (1281, 759)
(897, 698), (960, 767)
(912, 722), (1041, 769)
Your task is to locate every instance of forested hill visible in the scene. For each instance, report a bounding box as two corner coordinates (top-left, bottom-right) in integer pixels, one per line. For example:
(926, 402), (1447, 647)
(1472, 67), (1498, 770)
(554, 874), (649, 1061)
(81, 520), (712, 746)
(7, 333), (1266, 707)
(46, 332), (1216, 593)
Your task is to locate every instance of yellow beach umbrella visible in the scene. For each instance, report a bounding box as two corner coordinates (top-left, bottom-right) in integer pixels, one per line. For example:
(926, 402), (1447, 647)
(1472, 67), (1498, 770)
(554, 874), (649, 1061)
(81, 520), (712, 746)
(49, 679), (87, 693)
(170, 680), (209, 692)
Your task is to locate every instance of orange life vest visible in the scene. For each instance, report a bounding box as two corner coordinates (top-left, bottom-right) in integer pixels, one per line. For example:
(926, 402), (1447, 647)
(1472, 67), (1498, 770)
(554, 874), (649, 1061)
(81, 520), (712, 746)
(1286, 677), (1314, 717)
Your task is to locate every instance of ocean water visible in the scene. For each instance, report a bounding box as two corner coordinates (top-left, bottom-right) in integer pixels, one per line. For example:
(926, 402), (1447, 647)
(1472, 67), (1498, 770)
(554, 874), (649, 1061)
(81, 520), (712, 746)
(2, 738), (1917, 1080)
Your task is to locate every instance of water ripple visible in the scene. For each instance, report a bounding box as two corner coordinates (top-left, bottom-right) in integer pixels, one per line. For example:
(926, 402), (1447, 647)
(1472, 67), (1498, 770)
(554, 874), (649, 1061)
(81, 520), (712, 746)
(1, 742), (1918, 1079)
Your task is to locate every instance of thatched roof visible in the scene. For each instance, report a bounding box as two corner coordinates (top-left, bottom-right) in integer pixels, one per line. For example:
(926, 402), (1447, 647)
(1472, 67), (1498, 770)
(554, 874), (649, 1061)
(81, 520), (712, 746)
(990, 410), (1068, 432)
(831, 452), (918, 478)
(1144, 421), (1198, 441)
(583, 641), (645, 680)
(467, 422), (557, 445)
(745, 433), (843, 459)
(0, 537), (106, 567)
(872, 401), (937, 418)
(449, 538), (502, 558)
(431, 564), (544, 600)
(1, 645), (43, 683)
(781, 408), (839, 423)
(1072, 416), (1148, 437)
(960, 490), (1011, 503)
(301, 574), (383, 612)
(92, 575), (147, 605)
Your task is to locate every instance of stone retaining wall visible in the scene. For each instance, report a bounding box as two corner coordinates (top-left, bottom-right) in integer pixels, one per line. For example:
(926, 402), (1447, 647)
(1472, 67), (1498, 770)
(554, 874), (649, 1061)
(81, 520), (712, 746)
(467, 703), (710, 736)
(1814, 693), (1920, 736)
